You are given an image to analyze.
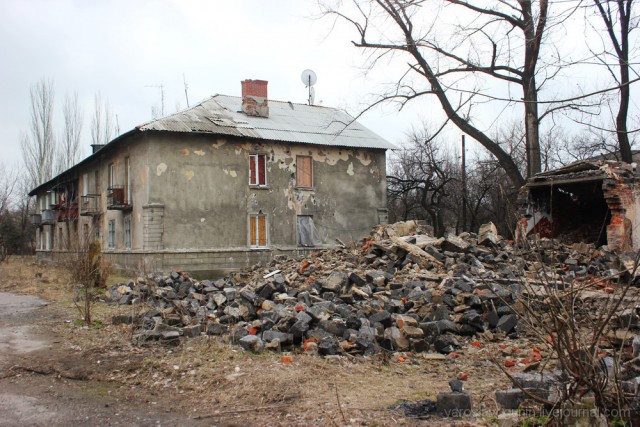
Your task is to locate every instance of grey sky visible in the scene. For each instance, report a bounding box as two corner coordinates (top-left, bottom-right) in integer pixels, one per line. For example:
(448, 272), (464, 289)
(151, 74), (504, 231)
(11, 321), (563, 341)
(1, 1), (637, 180)
(0, 0), (422, 175)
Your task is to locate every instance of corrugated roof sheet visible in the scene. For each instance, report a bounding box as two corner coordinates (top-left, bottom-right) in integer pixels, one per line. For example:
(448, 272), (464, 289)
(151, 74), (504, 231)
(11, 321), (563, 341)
(138, 95), (396, 150)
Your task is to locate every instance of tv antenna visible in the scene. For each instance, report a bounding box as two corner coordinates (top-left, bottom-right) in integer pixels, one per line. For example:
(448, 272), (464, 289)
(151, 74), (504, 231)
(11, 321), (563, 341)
(301, 69), (317, 105)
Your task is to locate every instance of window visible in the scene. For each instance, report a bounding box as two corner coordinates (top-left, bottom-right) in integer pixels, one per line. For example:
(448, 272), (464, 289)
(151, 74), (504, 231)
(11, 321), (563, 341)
(108, 220), (115, 249)
(249, 154), (267, 186)
(83, 174), (88, 196)
(45, 229), (52, 251)
(124, 217), (131, 249)
(108, 163), (115, 189)
(296, 155), (313, 188)
(124, 157), (131, 203)
(94, 170), (100, 194)
(297, 215), (321, 247)
(83, 224), (89, 243)
(249, 213), (268, 248)
(57, 226), (63, 250)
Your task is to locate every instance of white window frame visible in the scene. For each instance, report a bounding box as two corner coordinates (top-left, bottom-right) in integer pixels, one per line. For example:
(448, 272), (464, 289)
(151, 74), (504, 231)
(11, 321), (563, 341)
(248, 213), (269, 249)
(249, 153), (267, 187)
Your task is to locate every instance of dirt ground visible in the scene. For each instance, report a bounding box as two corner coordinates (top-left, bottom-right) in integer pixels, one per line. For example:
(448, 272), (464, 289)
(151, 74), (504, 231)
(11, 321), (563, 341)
(0, 256), (535, 426)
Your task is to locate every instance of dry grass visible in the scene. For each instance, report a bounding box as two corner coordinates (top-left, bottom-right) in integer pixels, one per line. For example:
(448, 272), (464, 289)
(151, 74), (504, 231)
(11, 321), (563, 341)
(1, 255), (523, 426)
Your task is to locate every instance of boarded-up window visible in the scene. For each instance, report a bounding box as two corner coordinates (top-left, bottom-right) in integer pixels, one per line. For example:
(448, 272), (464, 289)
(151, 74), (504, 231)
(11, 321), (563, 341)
(249, 154), (267, 186)
(297, 215), (321, 247)
(249, 214), (268, 248)
(296, 156), (313, 188)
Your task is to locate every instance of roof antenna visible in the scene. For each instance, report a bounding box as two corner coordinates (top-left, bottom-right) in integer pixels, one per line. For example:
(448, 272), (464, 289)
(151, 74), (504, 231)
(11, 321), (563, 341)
(301, 69), (317, 105)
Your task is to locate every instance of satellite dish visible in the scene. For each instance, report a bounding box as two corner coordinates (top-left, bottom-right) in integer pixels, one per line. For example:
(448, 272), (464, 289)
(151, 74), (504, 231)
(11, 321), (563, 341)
(301, 69), (317, 105)
(301, 69), (317, 87)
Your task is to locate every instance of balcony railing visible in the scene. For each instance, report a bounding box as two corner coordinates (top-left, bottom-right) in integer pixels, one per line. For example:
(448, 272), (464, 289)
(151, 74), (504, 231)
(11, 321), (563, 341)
(107, 186), (132, 211)
(41, 209), (55, 224)
(31, 214), (42, 227)
(80, 194), (101, 216)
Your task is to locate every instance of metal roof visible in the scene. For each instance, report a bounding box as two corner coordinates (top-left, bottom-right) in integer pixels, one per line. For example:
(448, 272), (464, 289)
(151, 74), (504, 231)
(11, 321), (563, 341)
(138, 95), (396, 150)
(29, 94), (395, 196)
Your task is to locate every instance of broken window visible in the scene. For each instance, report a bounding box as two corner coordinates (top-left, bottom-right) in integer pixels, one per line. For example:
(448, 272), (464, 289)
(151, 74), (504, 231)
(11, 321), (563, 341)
(249, 213), (268, 248)
(108, 219), (115, 249)
(297, 215), (321, 247)
(296, 155), (313, 188)
(249, 154), (267, 186)
(124, 217), (131, 249)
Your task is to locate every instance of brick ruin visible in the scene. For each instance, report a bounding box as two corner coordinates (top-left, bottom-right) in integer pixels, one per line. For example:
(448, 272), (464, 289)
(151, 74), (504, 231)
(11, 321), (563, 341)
(518, 161), (640, 253)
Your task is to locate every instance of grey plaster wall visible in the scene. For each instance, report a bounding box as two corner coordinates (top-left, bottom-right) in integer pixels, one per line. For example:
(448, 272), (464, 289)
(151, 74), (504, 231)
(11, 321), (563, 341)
(144, 133), (387, 250)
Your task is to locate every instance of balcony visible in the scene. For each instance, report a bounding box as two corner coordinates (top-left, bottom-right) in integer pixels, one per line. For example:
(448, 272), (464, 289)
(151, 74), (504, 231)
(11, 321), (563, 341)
(80, 194), (101, 216)
(31, 214), (42, 227)
(107, 186), (132, 211)
(56, 203), (78, 222)
(41, 209), (55, 225)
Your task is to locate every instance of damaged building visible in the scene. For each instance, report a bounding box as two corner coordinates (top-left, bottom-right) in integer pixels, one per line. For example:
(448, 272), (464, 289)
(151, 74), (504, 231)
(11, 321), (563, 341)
(29, 80), (394, 275)
(518, 161), (640, 253)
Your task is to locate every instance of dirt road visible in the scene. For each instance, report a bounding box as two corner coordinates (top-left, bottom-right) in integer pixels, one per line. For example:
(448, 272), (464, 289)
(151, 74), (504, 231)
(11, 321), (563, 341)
(0, 292), (205, 427)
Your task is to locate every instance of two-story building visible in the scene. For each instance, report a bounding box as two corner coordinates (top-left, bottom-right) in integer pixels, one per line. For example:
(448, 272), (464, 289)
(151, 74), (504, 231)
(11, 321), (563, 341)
(29, 80), (394, 276)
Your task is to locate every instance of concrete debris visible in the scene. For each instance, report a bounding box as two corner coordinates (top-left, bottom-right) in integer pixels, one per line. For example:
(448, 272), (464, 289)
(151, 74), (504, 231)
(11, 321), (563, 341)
(102, 221), (630, 364)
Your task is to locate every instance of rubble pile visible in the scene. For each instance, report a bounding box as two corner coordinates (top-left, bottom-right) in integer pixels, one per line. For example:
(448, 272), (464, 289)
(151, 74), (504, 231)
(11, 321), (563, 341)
(104, 221), (630, 356)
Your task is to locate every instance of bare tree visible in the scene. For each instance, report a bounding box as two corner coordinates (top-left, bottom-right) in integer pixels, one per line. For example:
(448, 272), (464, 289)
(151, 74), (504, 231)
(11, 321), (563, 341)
(388, 129), (457, 236)
(56, 92), (84, 173)
(590, 0), (637, 163)
(321, 0), (573, 186)
(21, 79), (56, 187)
(91, 93), (117, 146)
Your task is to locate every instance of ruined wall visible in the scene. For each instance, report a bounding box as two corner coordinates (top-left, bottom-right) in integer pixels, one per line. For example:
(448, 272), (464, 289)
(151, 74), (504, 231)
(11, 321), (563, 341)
(146, 133), (388, 251)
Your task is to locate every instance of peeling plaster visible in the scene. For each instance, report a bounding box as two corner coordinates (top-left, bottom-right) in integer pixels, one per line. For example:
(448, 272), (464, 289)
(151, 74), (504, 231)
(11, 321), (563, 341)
(184, 170), (194, 180)
(347, 162), (354, 176)
(230, 170), (237, 178)
(200, 218), (206, 222)
(211, 139), (226, 150)
(194, 150), (205, 156)
(156, 163), (167, 176)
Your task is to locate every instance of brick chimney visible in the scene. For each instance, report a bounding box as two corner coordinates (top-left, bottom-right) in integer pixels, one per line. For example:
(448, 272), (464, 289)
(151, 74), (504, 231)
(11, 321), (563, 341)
(241, 79), (269, 118)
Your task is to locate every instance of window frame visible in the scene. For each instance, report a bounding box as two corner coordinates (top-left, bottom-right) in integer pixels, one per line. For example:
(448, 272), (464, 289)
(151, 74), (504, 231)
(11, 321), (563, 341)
(124, 217), (131, 250)
(249, 153), (267, 187)
(296, 155), (313, 189)
(108, 163), (115, 189)
(248, 213), (269, 249)
(108, 219), (115, 249)
(124, 156), (131, 204)
(83, 174), (89, 197)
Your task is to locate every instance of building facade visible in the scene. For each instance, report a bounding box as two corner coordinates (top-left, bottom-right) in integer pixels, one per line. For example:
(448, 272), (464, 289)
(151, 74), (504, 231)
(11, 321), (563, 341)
(29, 80), (394, 275)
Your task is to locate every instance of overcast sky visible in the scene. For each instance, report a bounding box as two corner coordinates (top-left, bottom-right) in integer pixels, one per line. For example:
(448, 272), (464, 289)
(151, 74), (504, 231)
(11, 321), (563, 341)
(0, 0), (431, 178)
(1, 1), (637, 181)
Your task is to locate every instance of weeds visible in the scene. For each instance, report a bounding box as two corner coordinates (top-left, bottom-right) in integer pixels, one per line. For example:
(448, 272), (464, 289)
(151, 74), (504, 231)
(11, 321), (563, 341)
(506, 234), (640, 424)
